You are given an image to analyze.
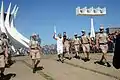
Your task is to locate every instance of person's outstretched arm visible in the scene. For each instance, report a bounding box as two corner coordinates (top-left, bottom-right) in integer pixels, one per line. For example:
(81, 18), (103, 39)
(53, 33), (58, 40)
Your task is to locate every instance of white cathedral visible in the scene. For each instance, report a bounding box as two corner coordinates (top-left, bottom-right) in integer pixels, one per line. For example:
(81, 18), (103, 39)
(0, 1), (30, 52)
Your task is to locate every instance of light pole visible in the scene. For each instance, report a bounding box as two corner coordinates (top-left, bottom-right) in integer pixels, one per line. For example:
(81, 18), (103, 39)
(76, 6), (106, 38)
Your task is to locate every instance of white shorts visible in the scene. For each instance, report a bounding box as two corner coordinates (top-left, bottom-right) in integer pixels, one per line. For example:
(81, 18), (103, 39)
(57, 48), (63, 55)
(74, 45), (80, 52)
(82, 44), (90, 52)
(100, 44), (108, 53)
(0, 55), (5, 68)
(30, 49), (41, 60)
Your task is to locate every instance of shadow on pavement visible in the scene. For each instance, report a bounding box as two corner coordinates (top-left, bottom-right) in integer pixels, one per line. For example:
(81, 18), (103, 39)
(94, 61), (108, 67)
(73, 55), (80, 60)
(36, 66), (44, 71)
(0, 73), (16, 80)
(5, 60), (16, 68)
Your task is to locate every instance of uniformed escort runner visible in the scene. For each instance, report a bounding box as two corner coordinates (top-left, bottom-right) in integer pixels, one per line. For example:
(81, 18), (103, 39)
(29, 33), (41, 73)
(81, 30), (91, 62)
(1, 33), (9, 68)
(95, 26), (111, 67)
(63, 34), (72, 60)
(73, 33), (81, 59)
(0, 33), (8, 77)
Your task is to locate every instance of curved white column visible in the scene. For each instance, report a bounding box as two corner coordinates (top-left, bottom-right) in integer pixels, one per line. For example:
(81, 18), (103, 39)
(5, 3), (29, 48)
(0, 0), (7, 33)
(11, 20), (30, 43)
(14, 7), (19, 19)
(11, 5), (17, 15)
(10, 9), (30, 43)
(10, 6), (30, 43)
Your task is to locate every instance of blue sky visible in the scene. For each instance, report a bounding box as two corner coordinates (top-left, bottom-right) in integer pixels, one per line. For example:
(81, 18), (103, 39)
(3, 0), (120, 45)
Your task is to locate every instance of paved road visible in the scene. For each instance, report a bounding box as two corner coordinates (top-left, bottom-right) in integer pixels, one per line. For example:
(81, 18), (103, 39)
(2, 54), (120, 80)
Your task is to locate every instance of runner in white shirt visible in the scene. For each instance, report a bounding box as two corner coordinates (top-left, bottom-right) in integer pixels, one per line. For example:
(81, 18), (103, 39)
(53, 33), (64, 63)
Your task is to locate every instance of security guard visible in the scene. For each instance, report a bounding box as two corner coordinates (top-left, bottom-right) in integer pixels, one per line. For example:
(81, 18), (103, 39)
(1, 33), (9, 68)
(63, 34), (71, 60)
(69, 38), (75, 56)
(0, 33), (8, 77)
(73, 33), (81, 59)
(81, 30), (91, 62)
(113, 31), (120, 69)
(95, 26), (111, 67)
(29, 33), (41, 73)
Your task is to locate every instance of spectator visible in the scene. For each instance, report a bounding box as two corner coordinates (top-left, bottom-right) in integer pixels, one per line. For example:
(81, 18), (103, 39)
(113, 32), (120, 69)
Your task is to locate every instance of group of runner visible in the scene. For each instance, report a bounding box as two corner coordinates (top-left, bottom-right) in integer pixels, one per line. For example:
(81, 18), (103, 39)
(53, 25), (111, 67)
(1, 25), (119, 77)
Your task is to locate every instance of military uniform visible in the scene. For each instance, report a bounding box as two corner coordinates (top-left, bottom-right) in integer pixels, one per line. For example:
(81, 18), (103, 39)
(0, 38), (6, 68)
(81, 35), (90, 53)
(69, 39), (75, 55)
(73, 34), (81, 59)
(29, 39), (40, 60)
(63, 39), (72, 59)
(96, 33), (108, 53)
(80, 30), (91, 62)
(94, 26), (111, 67)
(63, 39), (70, 53)
(73, 38), (81, 52)
(29, 34), (41, 73)
(3, 38), (9, 67)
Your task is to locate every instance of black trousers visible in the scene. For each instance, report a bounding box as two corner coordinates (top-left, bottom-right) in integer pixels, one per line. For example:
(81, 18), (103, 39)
(113, 35), (120, 69)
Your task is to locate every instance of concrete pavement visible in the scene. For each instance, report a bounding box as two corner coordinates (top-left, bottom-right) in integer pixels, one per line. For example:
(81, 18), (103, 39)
(2, 54), (120, 80)
(5, 61), (46, 80)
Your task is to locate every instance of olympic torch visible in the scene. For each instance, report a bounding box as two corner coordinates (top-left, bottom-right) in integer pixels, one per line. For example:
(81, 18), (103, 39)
(54, 25), (56, 34)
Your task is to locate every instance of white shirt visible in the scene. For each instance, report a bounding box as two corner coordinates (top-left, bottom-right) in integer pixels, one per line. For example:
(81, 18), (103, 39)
(56, 37), (63, 50)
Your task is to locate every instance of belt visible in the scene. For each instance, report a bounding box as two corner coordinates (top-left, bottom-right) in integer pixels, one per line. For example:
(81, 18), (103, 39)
(82, 43), (89, 44)
(99, 43), (107, 45)
(0, 52), (4, 55)
(31, 48), (38, 50)
(74, 44), (79, 45)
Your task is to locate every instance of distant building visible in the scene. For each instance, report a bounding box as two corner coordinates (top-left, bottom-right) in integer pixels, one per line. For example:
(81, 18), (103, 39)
(106, 27), (120, 34)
